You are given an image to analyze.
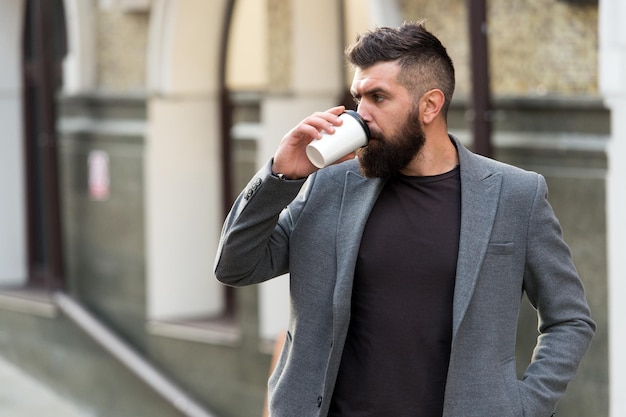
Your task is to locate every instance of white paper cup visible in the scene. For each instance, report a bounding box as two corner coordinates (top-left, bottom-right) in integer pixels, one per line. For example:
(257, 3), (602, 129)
(306, 110), (371, 168)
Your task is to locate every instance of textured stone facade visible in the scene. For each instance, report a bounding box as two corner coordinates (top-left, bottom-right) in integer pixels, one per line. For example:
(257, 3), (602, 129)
(92, 1), (598, 97)
(400, 0), (472, 97)
(96, 8), (149, 91)
(489, 0), (598, 95)
(401, 0), (598, 97)
(267, 0), (292, 92)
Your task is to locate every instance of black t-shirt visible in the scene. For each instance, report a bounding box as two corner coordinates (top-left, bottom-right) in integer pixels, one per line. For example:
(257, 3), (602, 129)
(328, 166), (461, 417)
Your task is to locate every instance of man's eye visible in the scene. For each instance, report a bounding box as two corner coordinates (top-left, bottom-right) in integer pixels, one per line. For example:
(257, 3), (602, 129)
(373, 94), (384, 103)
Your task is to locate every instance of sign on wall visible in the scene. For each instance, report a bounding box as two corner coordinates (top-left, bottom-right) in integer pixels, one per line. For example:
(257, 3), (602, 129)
(88, 150), (110, 201)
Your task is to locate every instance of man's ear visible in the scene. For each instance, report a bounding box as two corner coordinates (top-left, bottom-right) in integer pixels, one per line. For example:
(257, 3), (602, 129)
(420, 89), (445, 125)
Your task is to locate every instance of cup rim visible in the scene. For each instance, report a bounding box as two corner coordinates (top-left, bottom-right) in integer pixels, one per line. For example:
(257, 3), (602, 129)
(343, 110), (371, 140)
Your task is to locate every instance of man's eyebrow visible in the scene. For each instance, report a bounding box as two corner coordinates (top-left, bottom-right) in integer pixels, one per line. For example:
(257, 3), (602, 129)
(351, 87), (387, 98)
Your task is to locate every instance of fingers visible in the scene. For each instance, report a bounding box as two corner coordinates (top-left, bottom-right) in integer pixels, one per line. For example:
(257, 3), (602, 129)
(293, 106), (345, 142)
(272, 106), (346, 178)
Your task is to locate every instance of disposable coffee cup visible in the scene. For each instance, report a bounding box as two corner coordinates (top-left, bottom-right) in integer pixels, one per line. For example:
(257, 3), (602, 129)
(306, 110), (371, 169)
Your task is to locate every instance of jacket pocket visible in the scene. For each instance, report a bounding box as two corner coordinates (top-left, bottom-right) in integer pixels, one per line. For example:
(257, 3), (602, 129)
(486, 241), (515, 255)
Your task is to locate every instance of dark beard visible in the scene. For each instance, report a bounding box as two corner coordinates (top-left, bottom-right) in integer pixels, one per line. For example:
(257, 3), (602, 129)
(357, 107), (425, 178)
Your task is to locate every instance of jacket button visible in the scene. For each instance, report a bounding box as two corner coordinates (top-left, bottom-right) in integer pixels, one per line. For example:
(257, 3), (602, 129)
(317, 395), (323, 407)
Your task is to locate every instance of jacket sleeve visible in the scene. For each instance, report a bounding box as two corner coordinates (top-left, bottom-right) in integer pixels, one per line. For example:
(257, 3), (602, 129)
(519, 174), (596, 416)
(213, 159), (308, 286)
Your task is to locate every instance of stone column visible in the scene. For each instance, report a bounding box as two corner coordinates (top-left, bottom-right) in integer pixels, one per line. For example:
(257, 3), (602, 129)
(599, 1), (626, 416)
(145, 0), (229, 319)
(0, 0), (27, 285)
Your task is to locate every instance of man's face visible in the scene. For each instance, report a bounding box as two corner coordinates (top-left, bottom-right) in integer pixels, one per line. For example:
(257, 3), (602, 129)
(357, 104), (425, 178)
(350, 62), (425, 178)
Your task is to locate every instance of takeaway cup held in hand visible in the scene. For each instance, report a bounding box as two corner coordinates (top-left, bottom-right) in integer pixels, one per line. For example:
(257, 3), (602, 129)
(306, 110), (371, 168)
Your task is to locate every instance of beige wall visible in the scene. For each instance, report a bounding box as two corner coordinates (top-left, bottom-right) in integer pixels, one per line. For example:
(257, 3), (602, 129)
(227, 0), (269, 90)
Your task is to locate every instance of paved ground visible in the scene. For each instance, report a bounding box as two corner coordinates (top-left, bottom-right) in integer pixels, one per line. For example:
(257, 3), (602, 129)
(0, 356), (94, 417)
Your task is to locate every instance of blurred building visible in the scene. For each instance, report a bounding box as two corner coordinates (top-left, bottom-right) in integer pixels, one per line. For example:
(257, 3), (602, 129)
(0, 0), (619, 416)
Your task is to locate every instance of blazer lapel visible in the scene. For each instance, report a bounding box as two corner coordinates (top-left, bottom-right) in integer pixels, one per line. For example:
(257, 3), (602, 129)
(333, 169), (384, 323)
(452, 140), (503, 339)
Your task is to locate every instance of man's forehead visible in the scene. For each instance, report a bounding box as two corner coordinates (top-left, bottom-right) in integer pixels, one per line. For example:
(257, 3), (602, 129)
(350, 62), (401, 94)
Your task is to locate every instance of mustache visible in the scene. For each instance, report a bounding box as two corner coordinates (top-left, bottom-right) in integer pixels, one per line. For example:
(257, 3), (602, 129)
(366, 128), (383, 142)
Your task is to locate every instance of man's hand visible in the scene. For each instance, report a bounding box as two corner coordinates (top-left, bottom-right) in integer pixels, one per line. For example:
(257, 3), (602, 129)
(272, 106), (355, 179)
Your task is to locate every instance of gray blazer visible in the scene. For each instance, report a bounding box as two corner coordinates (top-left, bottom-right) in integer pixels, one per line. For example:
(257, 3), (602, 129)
(215, 135), (595, 417)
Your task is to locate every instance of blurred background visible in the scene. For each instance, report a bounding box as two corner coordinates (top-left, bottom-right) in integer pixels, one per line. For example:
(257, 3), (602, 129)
(0, 0), (623, 416)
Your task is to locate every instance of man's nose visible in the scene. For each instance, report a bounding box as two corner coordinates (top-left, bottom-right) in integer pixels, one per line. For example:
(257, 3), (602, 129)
(355, 105), (371, 123)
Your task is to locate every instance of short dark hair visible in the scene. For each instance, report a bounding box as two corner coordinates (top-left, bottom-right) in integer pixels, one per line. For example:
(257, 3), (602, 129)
(346, 21), (455, 117)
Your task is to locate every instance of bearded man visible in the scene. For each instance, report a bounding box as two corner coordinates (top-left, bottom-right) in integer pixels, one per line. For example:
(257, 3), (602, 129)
(215, 21), (594, 417)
